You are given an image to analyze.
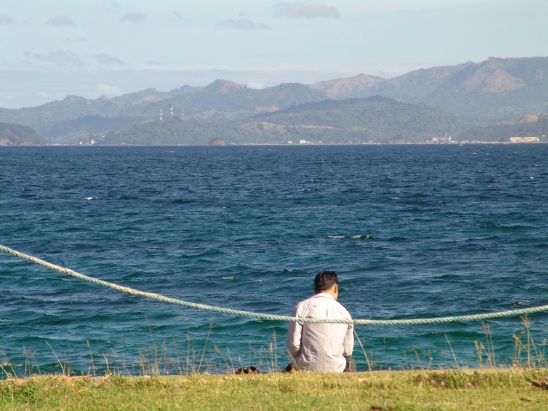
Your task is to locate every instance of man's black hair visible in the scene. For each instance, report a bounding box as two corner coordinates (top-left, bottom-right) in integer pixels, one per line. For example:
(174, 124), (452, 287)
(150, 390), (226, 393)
(314, 271), (338, 292)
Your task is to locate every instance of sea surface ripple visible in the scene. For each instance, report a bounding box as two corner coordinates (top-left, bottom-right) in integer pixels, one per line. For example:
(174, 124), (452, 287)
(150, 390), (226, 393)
(1, 144), (547, 374)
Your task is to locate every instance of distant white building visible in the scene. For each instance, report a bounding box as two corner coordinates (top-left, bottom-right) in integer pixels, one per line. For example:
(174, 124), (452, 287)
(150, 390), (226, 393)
(432, 136), (452, 143)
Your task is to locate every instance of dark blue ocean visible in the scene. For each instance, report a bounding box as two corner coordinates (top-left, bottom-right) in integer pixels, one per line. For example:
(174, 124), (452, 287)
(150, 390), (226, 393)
(1, 144), (547, 375)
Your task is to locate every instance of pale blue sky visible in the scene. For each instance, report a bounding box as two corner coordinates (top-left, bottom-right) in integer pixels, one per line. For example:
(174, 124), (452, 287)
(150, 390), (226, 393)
(1, 0), (547, 108)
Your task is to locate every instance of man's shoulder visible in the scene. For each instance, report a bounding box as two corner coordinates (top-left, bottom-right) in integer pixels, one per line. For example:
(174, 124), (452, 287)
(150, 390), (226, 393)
(295, 293), (330, 306)
(294, 294), (352, 318)
(294, 295), (315, 309)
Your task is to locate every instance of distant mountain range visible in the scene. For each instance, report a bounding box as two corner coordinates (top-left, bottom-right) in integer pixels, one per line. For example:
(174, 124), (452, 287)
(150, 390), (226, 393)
(0, 57), (547, 145)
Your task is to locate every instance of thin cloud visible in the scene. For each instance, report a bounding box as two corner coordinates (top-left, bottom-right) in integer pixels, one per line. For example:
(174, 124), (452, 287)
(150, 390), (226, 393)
(0, 13), (15, 24)
(93, 53), (124, 65)
(25, 50), (83, 66)
(46, 15), (76, 26)
(216, 18), (272, 31)
(98, 83), (123, 97)
(272, 1), (340, 19)
(121, 12), (147, 23)
(173, 11), (184, 21)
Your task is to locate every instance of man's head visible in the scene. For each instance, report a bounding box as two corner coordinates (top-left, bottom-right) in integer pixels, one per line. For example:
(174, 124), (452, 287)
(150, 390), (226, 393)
(314, 271), (339, 298)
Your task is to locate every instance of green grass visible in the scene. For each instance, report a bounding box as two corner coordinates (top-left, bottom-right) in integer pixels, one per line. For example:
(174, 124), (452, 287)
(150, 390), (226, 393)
(1, 369), (548, 410)
(1, 318), (546, 410)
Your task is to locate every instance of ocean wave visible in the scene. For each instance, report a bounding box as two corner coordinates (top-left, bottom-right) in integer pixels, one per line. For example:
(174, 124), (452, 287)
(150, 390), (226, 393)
(327, 234), (377, 240)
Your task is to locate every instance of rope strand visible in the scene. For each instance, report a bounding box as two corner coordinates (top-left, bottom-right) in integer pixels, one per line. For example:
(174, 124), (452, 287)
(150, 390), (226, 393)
(1, 244), (547, 325)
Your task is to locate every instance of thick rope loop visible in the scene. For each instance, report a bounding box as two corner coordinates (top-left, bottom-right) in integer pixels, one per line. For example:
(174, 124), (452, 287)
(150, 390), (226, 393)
(1, 244), (547, 325)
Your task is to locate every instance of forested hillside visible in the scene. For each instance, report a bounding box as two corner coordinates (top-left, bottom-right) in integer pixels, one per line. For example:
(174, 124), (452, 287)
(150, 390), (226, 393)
(97, 97), (479, 145)
(0, 122), (47, 145)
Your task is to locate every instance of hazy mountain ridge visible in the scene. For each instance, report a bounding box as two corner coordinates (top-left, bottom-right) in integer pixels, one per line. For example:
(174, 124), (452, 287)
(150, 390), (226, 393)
(318, 57), (548, 120)
(0, 57), (547, 145)
(307, 73), (385, 99)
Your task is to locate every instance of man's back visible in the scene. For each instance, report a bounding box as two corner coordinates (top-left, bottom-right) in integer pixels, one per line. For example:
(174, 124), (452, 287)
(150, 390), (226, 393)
(286, 292), (353, 372)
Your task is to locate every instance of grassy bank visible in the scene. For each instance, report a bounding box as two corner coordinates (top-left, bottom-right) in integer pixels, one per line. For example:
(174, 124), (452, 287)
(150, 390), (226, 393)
(1, 368), (547, 410)
(1, 319), (546, 409)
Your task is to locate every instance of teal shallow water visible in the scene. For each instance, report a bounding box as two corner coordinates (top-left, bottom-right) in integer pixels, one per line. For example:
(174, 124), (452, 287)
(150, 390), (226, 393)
(1, 145), (547, 374)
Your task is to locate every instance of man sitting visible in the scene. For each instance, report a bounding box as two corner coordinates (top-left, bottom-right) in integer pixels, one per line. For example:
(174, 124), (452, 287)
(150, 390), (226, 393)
(285, 271), (354, 372)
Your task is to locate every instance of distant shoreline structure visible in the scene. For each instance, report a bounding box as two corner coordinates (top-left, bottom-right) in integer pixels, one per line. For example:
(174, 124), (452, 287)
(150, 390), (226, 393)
(2, 140), (547, 148)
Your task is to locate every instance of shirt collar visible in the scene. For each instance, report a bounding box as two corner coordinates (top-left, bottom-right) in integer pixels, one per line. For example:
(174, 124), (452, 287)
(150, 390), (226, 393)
(313, 292), (335, 300)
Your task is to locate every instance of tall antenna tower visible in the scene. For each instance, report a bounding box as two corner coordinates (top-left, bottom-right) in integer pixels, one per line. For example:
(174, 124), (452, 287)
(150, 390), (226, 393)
(170, 106), (174, 118)
(181, 109), (185, 120)
(160, 108), (163, 121)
